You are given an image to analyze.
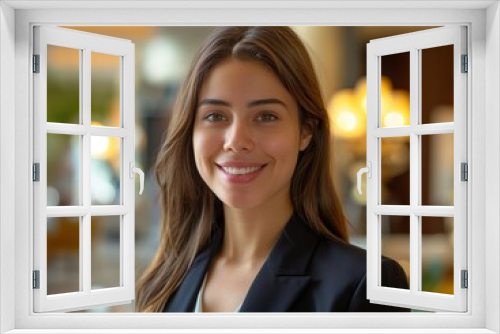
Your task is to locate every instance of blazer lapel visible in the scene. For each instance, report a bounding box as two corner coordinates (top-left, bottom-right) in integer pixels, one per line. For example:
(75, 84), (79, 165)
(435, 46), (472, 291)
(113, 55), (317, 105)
(164, 214), (320, 312)
(163, 231), (222, 312)
(239, 214), (320, 312)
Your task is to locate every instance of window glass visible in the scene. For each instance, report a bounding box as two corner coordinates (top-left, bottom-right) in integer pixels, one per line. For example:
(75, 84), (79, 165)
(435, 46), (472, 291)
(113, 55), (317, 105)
(381, 136), (410, 205)
(47, 134), (80, 206)
(47, 45), (80, 124)
(91, 52), (121, 127)
(47, 217), (80, 295)
(421, 216), (454, 294)
(91, 136), (121, 205)
(421, 134), (454, 206)
(381, 215), (410, 290)
(421, 45), (454, 124)
(380, 52), (410, 127)
(92, 216), (121, 290)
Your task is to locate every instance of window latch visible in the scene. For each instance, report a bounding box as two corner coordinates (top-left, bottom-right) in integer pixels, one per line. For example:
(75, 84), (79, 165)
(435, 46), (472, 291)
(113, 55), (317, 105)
(357, 162), (372, 195)
(129, 162), (144, 195)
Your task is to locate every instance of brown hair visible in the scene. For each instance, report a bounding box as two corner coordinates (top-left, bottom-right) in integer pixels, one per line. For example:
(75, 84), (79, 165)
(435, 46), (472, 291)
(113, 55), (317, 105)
(135, 26), (348, 312)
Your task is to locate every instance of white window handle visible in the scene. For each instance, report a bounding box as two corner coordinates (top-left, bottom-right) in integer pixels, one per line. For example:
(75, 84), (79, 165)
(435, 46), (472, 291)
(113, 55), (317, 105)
(129, 162), (145, 195)
(357, 162), (371, 195)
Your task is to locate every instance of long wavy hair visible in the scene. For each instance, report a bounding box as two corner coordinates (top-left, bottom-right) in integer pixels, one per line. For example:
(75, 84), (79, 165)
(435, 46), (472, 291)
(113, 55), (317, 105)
(136, 26), (348, 312)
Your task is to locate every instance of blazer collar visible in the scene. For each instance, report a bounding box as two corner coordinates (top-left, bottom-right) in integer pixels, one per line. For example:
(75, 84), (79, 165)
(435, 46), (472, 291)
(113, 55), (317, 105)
(163, 232), (222, 312)
(240, 213), (320, 311)
(164, 213), (320, 312)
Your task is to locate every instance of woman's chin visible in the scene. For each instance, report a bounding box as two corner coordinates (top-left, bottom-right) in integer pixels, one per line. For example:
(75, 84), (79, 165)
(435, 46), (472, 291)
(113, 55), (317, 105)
(220, 196), (262, 211)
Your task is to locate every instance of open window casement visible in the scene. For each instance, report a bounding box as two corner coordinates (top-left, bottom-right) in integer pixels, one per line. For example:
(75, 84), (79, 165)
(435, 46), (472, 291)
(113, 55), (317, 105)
(33, 26), (142, 312)
(362, 26), (467, 312)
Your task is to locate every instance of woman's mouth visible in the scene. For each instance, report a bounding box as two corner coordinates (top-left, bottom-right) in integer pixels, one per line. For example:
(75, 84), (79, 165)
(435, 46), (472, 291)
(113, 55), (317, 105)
(216, 163), (267, 183)
(221, 166), (264, 175)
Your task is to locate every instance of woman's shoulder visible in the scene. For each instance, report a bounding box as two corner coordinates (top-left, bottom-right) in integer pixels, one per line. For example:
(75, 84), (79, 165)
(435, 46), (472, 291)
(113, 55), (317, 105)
(310, 233), (407, 287)
(273, 213), (408, 290)
(310, 235), (368, 278)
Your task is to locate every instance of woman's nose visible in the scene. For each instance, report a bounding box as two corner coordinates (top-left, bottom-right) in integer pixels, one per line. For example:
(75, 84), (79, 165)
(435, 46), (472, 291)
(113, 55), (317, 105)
(223, 120), (254, 152)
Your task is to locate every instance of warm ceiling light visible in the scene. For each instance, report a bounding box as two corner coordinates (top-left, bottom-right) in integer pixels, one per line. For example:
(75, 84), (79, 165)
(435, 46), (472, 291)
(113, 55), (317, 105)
(384, 112), (405, 127)
(91, 136), (110, 158)
(337, 111), (358, 131)
(328, 90), (366, 138)
(329, 76), (410, 137)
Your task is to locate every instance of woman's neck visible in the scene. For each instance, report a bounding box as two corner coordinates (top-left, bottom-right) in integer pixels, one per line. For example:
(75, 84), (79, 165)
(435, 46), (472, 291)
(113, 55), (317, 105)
(220, 201), (293, 265)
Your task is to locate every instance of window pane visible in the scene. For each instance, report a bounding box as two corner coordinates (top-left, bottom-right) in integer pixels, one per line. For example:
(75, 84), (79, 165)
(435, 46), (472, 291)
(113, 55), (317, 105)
(47, 134), (80, 206)
(421, 134), (454, 206)
(91, 136), (121, 205)
(47, 217), (80, 295)
(91, 216), (121, 290)
(380, 52), (410, 127)
(421, 45), (454, 124)
(421, 217), (454, 294)
(381, 215), (410, 290)
(47, 45), (80, 124)
(91, 52), (121, 127)
(381, 136), (410, 205)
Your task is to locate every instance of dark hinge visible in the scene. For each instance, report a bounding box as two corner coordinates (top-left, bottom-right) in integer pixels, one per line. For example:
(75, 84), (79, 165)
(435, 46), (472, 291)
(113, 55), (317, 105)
(461, 163), (468, 181)
(33, 163), (40, 182)
(461, 270), (468, 289)
(33, 270), (40, 289)
(461, 54), (468, 73)
(33, 54), (40, 73)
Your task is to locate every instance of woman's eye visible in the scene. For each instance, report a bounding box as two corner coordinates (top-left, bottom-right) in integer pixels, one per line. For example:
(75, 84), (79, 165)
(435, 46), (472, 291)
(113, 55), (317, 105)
(257, 113), (278, 122)
(203, 113), (226, 122)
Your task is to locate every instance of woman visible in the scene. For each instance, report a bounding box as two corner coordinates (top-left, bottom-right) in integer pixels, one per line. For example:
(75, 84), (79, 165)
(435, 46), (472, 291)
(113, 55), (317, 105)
(136, 26), (409, 312)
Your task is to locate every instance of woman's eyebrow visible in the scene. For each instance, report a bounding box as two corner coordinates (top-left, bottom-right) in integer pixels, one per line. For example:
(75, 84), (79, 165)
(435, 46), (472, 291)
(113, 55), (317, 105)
(197, 98), (287, 108)
(247, 98), (287, 108)
(197, 99), (231, 108)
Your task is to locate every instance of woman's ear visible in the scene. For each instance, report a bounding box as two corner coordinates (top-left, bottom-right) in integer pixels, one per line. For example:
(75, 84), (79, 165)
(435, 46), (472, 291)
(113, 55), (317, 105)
(299, 126), (313, 151)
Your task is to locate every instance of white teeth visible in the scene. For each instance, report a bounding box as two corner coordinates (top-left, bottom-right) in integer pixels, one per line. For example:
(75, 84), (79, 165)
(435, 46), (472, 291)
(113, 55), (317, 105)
(222, 166), (263, 175)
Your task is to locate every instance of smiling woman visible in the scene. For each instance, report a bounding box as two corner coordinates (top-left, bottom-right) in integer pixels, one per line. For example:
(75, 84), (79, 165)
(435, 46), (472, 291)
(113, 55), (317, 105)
(193, 59), (308, 212)
(135, 26), (409, 313)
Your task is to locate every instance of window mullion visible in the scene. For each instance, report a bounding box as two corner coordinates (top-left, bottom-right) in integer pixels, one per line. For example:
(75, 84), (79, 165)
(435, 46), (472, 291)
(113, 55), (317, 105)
(412, 123), (454, 135)
(82, 47), (92, 294)
(90, 205), (129, 216)
(78, 48), (84, 294)
(409, 47), (420, 295)
(373, 205), (411, 215)
(120, 56), (124, 288)
(45, 123), (130, 137)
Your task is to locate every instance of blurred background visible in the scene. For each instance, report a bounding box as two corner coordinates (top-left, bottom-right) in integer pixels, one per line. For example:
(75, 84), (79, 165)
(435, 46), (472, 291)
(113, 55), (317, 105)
(45, 26), (454, 312)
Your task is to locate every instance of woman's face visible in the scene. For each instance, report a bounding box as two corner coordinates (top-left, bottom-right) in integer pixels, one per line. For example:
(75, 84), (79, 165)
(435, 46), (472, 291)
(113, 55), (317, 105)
(192, 58), (312, 210)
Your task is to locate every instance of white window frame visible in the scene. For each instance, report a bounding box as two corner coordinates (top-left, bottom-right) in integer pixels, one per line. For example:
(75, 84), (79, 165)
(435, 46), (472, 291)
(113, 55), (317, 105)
(366, 26), (468, 312)
(0, 1), (499, 333)
(33, 26), (136, 313)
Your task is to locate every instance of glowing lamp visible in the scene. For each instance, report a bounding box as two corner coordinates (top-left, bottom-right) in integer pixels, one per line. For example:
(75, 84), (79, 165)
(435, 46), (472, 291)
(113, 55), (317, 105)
(329, 76), (410, 138)
(328, 90), (366, 138)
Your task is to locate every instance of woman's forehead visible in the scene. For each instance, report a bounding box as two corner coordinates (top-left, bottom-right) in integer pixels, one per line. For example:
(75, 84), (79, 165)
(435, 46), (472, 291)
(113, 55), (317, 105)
(198, 59), (295, 107)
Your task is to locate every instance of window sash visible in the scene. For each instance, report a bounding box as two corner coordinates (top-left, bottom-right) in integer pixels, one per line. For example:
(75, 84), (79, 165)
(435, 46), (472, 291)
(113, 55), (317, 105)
(366, 26), (468, 312)
(32, 26), (136, 313)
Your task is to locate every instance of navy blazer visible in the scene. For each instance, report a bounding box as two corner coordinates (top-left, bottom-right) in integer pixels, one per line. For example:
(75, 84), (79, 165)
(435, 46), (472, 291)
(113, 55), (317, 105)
(163, 213), (410, 312)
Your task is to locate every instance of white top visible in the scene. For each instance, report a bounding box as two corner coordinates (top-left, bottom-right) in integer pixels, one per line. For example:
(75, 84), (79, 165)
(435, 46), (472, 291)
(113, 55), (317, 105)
(194, 274), (242, 313)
